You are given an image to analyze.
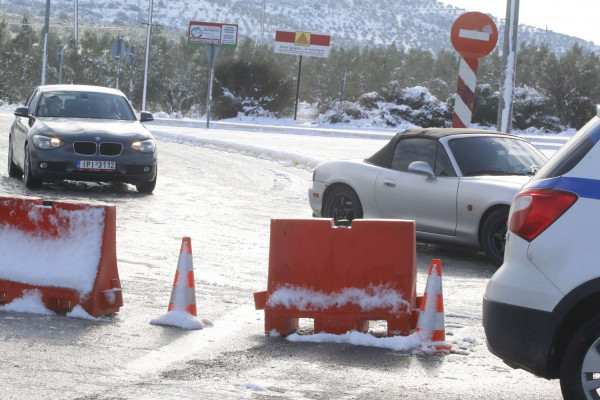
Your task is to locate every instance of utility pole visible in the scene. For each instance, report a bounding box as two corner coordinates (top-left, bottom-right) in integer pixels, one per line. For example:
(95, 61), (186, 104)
(73, 0), (78, 46)
(339, 69), (347, 105)
(41, 0), (50, 85)
(261, 0), (266, 45)
(496, 0), (520, 133)
(293, 55), (303, 121)
(142, 0), (154, 111)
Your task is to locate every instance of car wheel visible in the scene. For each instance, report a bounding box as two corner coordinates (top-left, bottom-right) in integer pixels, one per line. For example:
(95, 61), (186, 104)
(480, 208), (508, 266)
(323, 185), (363, 223)
(136, 173), (157, 194)
(23, 144), (42, 189)
(7, 137), (22, 178)
(560, 314), (600, 400)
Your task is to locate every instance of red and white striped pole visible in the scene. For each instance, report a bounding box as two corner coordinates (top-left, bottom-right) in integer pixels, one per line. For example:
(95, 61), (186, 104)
(452, 57), (479, 128)
(450, 12), (498, 129)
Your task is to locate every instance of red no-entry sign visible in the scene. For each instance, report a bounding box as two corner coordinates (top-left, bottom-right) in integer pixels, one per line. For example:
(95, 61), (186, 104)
(450, 12), (498, 129)
(451, 12), (498, 59)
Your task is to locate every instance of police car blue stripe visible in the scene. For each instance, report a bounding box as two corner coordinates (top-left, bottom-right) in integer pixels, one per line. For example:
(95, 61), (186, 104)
(527, 177), (558, 190)
(554, 177), (600, 200)
(527, 177), (600, 200)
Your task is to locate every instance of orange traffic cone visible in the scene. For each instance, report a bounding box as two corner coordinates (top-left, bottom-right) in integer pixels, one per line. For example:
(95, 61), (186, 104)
(416, 259), (452, 353)
(168, 237), (197, 316)
(150, 237), (207, 330)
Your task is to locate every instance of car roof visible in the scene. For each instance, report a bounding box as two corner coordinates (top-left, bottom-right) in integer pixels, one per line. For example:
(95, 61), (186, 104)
(365, 127), (515, 167)
(37, 84), (126, 97)
(392, 127), (512, 139)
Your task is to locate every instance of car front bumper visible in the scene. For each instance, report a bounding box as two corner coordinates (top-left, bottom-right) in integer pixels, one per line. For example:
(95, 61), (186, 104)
(308, 181), (326, 217)
(29, 148), (157, 184)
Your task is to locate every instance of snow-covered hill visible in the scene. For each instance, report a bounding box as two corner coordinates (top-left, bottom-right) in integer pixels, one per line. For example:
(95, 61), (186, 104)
(3, 0), (597, 54)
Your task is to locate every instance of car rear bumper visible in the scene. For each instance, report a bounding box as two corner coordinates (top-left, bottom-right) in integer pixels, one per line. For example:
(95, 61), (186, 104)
(482, 296), (558, 378)
(482, 233), (566, 378)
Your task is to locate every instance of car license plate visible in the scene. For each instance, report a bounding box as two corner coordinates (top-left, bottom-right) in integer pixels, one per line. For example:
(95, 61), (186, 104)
(77, 160), (116, 171)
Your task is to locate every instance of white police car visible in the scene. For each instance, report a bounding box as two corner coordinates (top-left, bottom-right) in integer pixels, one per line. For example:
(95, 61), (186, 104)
(483, 106), (600, 400)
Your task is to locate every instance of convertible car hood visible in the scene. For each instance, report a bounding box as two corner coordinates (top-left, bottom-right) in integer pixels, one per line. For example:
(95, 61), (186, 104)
(35, 118), (153, 139)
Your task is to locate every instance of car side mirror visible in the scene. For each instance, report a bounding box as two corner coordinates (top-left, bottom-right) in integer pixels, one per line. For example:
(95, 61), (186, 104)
(14, 106), (29, 118)
(139, 111), (154, 122)
(408, 161), (435, 178)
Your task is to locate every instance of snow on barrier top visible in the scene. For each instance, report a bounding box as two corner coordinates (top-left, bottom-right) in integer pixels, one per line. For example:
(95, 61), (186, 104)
(0, 197), (104, 294)
(0, 194), (122, 317)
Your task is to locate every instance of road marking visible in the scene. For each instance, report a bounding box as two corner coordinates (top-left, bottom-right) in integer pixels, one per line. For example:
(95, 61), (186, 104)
(125, 305), (262, 377)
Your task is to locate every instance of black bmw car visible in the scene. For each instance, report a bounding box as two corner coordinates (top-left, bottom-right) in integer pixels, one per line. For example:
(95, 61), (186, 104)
(7, 84), (157, 193)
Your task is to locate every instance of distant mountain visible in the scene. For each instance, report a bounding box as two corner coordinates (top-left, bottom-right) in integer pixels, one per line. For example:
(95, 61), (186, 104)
(3, 0), (598, 54)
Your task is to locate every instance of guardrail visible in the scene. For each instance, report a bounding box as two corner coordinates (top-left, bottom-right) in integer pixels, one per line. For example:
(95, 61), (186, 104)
(148, 118), (570, 152)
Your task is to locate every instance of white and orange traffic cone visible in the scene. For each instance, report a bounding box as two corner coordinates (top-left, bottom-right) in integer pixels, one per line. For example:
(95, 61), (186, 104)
(168, 237), (197, 316)
(416, 259), (452, 353)
(150, 237), (210, 330)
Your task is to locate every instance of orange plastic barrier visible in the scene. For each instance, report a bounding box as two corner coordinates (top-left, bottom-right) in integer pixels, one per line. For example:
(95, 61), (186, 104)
(0, 194), (122, 317)
(254, 219), (420, 336)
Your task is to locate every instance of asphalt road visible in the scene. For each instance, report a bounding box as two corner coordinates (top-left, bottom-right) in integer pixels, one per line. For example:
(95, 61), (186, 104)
(0, 111), (563, 399)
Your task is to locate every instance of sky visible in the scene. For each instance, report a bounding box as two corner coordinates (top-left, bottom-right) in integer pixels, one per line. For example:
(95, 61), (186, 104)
(442, 0), (600, 44)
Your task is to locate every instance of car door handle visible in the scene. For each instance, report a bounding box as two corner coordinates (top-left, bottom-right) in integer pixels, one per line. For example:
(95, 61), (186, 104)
(383, 179), (396, 188)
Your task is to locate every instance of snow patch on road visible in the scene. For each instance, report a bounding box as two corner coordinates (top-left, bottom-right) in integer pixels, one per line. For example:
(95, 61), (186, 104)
(286, 330), (443, 353)
(152, 129), (321, 171)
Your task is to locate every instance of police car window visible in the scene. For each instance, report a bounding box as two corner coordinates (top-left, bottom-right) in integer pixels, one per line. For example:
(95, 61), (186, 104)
(535, 118), (600, 180)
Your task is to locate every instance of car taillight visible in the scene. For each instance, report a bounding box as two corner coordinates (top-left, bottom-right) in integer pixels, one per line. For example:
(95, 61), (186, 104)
(509, 189), (578, 241)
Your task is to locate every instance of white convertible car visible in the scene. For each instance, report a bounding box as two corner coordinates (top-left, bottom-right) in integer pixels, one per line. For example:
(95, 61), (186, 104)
(309, 128), (548, 265)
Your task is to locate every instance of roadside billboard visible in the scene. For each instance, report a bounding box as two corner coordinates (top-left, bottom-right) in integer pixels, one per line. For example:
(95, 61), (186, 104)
(274, 30), (331, 58)
(188, 21), (238, 48)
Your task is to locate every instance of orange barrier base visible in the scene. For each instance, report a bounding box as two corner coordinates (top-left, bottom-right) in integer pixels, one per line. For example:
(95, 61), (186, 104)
(263, 308), (420, 336)
(0, 278), (122, 315)
(255, 291), (422, 336)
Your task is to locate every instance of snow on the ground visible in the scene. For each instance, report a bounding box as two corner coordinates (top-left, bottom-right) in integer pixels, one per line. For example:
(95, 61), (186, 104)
(1, 289), (55, 315)
(282, 330), (451, 354)
(152, 128), (322, 171)
(150, 310), (206, 330)
(0, 106), (572, 351)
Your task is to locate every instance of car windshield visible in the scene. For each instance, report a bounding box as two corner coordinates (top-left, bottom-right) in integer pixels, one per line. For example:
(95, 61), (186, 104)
(36, 91), (136, 121)
(448, 136), (547, 177)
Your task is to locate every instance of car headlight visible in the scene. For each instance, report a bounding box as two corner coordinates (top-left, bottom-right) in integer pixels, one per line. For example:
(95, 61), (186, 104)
(32, 135), (63, 149)
(131, 139), (156, 153)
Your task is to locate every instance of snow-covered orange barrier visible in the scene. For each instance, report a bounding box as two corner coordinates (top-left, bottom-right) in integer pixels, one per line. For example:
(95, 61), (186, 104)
(0, 194), (122, 317)
(254, 219), (420, 336)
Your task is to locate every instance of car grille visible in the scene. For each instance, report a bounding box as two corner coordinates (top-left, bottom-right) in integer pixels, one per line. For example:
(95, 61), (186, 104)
(73, 142), (123, 156)
(74, 141), (97, 155)
(100, 143), (122, 156)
